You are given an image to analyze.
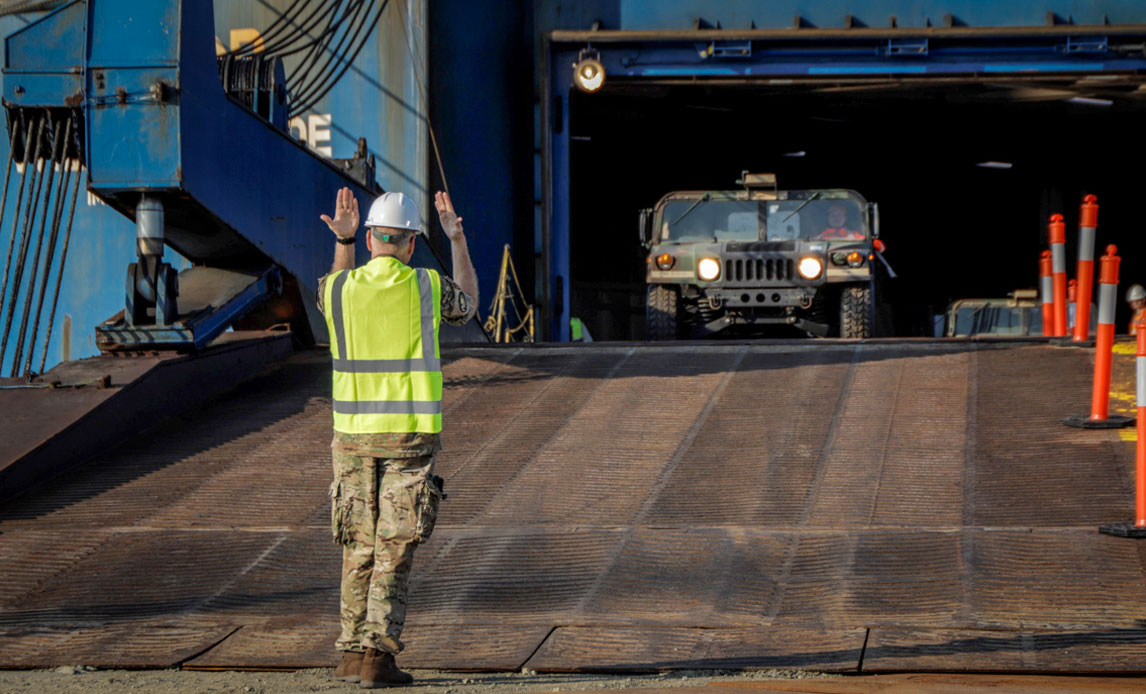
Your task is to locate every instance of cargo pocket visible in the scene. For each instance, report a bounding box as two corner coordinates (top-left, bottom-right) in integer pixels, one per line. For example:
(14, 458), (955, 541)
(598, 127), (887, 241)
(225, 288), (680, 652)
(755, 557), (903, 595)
(329, 480), (346, 545)
(412, 475), (444, 545)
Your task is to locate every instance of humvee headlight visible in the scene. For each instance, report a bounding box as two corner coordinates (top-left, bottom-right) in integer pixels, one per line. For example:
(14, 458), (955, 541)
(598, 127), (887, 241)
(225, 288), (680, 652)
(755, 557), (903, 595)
(697, 257), (721, 281)
(797, 256), (823, 280)
(655, 253), (676, 270)
(846, 251), (864, 268)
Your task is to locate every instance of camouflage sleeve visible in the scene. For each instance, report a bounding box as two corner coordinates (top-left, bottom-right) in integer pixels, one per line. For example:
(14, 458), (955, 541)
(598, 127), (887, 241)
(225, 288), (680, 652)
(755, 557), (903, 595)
(316, 273), (331, 314)
(439, 274), (476, 326)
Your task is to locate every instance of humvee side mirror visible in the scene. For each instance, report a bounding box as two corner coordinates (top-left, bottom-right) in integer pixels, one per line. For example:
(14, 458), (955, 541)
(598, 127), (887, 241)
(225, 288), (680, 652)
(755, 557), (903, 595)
(868, 202), (880, 238)
(638, 208), (652, 247)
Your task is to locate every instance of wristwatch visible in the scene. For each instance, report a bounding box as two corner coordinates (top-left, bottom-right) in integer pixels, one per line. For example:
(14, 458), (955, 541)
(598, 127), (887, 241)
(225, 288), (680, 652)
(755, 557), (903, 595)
(336, 236), (356, 245)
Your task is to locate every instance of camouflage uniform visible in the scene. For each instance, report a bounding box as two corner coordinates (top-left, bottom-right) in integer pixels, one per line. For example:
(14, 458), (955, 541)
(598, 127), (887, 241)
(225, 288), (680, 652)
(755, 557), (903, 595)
(319, 268), (474, 655)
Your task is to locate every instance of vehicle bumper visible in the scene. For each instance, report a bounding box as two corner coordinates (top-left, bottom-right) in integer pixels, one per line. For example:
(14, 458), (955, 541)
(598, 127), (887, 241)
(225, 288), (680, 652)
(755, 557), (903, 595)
(699, 310), (829, 337)
(704, 286), (816, 309)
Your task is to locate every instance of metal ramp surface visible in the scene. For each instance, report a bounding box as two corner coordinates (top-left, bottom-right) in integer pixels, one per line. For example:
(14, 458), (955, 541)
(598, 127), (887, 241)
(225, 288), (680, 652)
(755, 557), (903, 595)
(2, 341), (1146, 672)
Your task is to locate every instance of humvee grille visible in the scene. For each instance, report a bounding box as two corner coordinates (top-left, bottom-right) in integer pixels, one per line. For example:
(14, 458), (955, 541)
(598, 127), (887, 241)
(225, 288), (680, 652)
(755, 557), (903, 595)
(725, 257), (794, 283)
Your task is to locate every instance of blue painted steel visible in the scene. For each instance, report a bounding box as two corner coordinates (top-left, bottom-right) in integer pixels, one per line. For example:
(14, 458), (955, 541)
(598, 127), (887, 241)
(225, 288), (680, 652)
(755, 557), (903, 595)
(548, 76), (571, 342)
(95, 267), (281, 350)
(4, 2), (84, 72)
(1, 1), (474, 370)
(568, 37), (1146, 81)
(2, 0), (452, 354)
(427, 0), (532, 320)
(617, 1), (1146, 30)
(209, 1), (433, 206)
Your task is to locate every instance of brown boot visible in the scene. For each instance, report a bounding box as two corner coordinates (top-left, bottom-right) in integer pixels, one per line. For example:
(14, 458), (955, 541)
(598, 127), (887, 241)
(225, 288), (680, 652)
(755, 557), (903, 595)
(359, 647), (413, 688)
(334, 651), (364, 682)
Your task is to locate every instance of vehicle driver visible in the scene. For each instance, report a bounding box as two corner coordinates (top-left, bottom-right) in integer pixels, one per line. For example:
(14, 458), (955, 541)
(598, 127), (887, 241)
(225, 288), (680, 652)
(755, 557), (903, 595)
(816, 203), (864, 240)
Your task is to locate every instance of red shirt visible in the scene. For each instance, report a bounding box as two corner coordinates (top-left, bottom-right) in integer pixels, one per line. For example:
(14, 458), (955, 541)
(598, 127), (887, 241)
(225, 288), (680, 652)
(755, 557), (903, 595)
(816, 227), (864, 240)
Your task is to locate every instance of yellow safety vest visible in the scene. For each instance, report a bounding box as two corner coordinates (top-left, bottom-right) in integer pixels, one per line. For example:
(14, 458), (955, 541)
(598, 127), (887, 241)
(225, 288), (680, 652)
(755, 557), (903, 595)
(322, 256), (443, 434)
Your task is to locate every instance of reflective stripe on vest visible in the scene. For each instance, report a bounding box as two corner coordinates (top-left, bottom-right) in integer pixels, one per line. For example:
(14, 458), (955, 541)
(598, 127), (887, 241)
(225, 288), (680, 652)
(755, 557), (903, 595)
(334, 400), (443, 415)
(323, 257), (442, 434)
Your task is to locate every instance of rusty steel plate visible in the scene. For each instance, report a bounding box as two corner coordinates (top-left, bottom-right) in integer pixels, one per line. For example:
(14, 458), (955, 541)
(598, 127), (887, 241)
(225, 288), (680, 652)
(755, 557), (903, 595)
(524, 626), (867, 672)
(708, 673), (1146, 693)
(0, 623), (238, 669)
(0, 356), (158, 466)
(1, 342), (1146, 671)
(183, 623), (553, 671)
(0, 530), (280, 629)
(862, 627), (1146, 674)
(0, 332), (292, 505)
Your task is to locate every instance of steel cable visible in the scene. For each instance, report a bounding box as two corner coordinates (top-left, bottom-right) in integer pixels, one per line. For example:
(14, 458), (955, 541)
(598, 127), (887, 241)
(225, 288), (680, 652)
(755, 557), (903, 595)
(248, 0), (336, 58)
(286, 0), (367, 98)
(0, 123), (18, 269)
(39, 120), (82, 374)
(230, 0), (389, 119)
(0, 114), (45, 370)
(10, 119), (63, 376)
(265, 0), (347, 59)
(230, 0), (310, 57)
(290, 0), (380, 115)
(0, 115), (25, 335)
(282, 0), (354, 102)
(272, 5), (348, 117)
(24, 117), (72, 376)
(280, 0), (360, 99)
(241, 0), (326, 56)
(291, 0), (385, 115)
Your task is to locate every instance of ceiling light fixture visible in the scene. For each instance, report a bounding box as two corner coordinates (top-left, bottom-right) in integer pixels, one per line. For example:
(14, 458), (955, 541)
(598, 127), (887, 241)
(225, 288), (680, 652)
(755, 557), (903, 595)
(572, 48), (605, 93)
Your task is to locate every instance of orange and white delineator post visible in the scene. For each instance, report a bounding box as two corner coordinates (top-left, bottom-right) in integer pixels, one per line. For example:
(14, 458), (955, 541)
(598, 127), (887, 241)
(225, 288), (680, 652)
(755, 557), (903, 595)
(1136, 325), (1146, 526)
(1099, 317), (1146, 538)
(1073, 195), (1099, 342)
(1040, 250), (1054, 337)
(1049, 213), (1069, 337)
(1064, 245), (1134, 429)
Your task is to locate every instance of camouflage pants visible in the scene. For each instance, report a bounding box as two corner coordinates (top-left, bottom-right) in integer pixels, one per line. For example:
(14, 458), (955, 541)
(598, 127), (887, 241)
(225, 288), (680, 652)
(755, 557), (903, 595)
(330, 448), (440, 654)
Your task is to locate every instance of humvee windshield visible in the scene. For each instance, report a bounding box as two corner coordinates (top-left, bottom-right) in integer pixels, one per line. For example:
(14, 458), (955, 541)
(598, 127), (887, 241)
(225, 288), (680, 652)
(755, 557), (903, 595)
(660, 198), (866, 243)
(949, 302), (1041, 337)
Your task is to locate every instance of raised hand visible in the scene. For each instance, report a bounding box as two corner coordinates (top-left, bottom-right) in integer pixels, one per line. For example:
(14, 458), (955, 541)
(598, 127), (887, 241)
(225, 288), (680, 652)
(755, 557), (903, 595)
(320, 187), (360, 239)
(434, 191), (464, 242)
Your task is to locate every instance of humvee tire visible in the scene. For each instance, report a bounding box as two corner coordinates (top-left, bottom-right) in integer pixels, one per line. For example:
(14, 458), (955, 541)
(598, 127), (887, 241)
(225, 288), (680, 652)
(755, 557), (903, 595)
(840, 285), (872, 339)
(646, 285), (680, 340)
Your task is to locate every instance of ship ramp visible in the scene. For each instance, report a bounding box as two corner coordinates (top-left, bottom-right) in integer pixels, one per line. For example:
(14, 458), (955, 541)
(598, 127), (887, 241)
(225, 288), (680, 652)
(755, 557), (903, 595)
(2, 340), (1145, 673)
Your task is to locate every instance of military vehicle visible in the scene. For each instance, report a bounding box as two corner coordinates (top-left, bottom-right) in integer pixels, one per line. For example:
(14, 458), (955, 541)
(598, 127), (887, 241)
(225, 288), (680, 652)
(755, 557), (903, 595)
(944, 293), (1042, 338)
(639, 173), (891, 340)
(943, 290), (1099, 338)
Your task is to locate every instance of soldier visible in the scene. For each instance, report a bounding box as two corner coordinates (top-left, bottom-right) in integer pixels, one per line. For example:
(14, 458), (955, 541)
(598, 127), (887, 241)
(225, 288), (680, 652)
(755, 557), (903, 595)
(318, 187), (477, 687)
(815, 203), (864, 240)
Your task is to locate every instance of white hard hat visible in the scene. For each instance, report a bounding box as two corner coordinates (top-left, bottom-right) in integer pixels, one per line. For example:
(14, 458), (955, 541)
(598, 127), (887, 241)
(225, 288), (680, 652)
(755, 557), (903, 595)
(1127, 284), (1146, 303)
(364, 191), (422, 233)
